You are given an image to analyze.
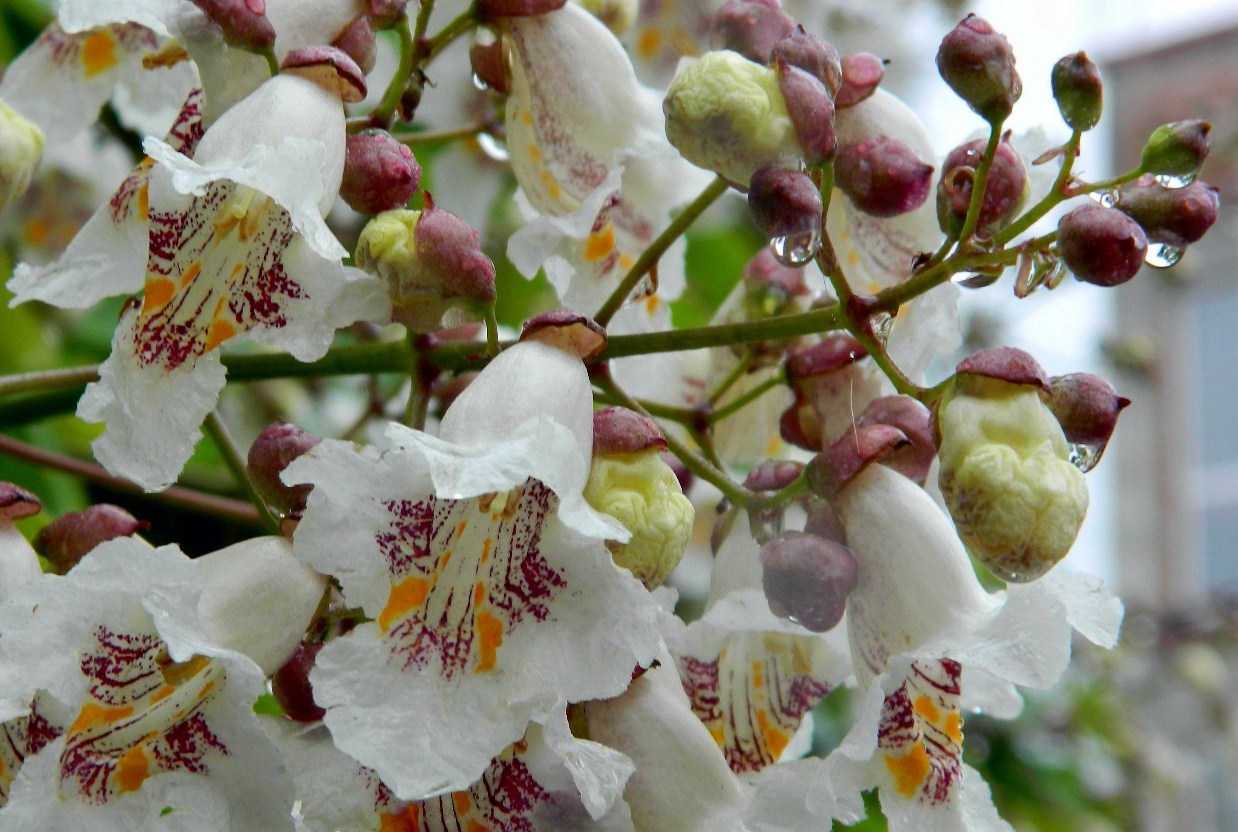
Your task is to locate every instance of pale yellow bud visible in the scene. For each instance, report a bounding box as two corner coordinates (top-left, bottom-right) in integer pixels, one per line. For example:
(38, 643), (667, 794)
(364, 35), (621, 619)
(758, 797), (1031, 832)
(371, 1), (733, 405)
(584, 451), (694, 587)
(663, 50), (801, 185)
(0, 99), (43, 213)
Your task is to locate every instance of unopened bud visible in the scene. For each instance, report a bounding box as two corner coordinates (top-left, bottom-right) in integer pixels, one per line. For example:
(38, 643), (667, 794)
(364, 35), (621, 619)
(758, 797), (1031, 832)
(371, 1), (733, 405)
(710, 0), (794, 64)
(742, 247), (808, 300)
(1057, 203), (1147, 287)
(520, 309), (607, 359)
(0, 99), (43, 213)
(747, 166), (822, 240)
(34, 505), (147, 575)
(744, 459), (804, 492)
(470, 40), (509, 93)
(663, 50), (802, 185)
(955, 345), (1050, 393)
(759, 531), (858, 632)
(0, 483), (39, 523)
(1051, 52), (1102, 132)
(342, 130), (421, 215)
(593, 407), (667, 456)
(1047, 373), (1129, 450)
(249, 421), (323, 517)
(936, 14), (1021, 124)
(281, 45), (367, 103)
(936, 133), (1027, 235)
(369, 0), (408, 26)
(357, 196), (497, 332)
(835, 53), (883, 107)
(774, 57), (836, 164)
(805, 424), (908, 499)
(190, 0), (276, 51)
(1116, 174), (1220, 247)
(856, 396), (935, 485)
(272, 642), (327, 722)
(1140, 120), (1210, 178)
(332, 15), (377, 74)
(478, 0), (566, 18)
(771, 26), (841, 98)
(835, 134), (933, 218)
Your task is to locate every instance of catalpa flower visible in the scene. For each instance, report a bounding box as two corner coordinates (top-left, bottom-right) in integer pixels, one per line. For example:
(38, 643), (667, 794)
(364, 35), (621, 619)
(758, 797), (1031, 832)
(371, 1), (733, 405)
(0, 536), (325, 831)
(813, 432), (1123, 832)
(75, 65), (386, 491)
(284, 340), (664, 800)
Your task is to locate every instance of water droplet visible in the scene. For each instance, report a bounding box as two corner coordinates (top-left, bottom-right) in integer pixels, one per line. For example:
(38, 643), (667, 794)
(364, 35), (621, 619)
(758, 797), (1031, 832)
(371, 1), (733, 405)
(952, 271), (1000, 289)
(1154, 172), (1196, 189)
(471, 72), (488, 91)
(1089, 189), (1118, 207)
(477, 133), (509, 162)
(1144, 243), (1183, 269)
(1069, 442), (1103, 472)
(1045, 259), (1069, 289)
(869, 311), (894, 344)
(770, 228), (820, 267)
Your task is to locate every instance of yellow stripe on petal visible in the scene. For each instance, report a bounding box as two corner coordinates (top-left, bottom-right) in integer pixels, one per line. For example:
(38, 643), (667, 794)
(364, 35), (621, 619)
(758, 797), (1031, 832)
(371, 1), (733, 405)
(584, 224), (616, 261)
(115, 744), (151, 793)
(68, 702), (135, 734)
(379, 577), (431, 632)
(474, 609), (503, 673)
(203, 318), (237, 352)
(884, 744), (931, 798)
(913, 694), (940, 723)
(142, 278), (176, 315)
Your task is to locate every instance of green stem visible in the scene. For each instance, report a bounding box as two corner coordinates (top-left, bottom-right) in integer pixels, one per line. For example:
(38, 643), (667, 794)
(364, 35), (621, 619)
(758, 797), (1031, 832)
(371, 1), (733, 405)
(955, 122), (1004, 247)
(392, 122), (486, 147)
(594, 176), (730, 326)
(483, 306), (500, 357)
(422, 8), (478, 63)
(369, 13), (416, 127)
(204, 412), (280, 533)
(990, 131), (1082, 247)
(705, 352), (754, 406)
(709, 368), (785, 424)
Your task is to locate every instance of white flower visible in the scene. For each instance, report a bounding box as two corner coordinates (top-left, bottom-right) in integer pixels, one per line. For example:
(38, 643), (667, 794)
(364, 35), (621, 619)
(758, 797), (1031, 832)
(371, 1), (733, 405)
(284, 341), (665, 800)
(0, 536), (323, 830)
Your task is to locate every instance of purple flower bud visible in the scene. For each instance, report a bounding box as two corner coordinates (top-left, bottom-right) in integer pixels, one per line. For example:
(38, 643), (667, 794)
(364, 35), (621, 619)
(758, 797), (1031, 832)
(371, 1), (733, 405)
(34, 505), (148, 575)
(1047, 373), (1129, 449)
(856, 396), (935, 485)
(520, 308), (607, 359)
(936, 14), (1021, 124)
(593, 407), (667, 455)
(1051, 51), (1102, 132)
(470, 40), (509, 94)
(747, 166), (822, 240)
(1140, 119), (1211, 178)
(774, 57), (836, 164)
(710, 0), (794, 64)
(368, 0), (408, 26)
(247, 421), (323, 518)
(742, 247), (809, 298)
(1058, 203), (1148, 287)
(281, 45), (367, 103)
(835, 53), (884, 107)
(189, 0), (276, 51)
(780, 335), (868, 450)
(332, 15), (377, 75)
(477, 0), (567, 18)
(0, 482), (40, 522)
(803, 499), (844, 543)
(342, 130), (421, 215)
(805, 423), (908, 499)
(1117, 174), (1220, 247)
(771, 26), (842, 98)
(936, 133), (1027, 235)
(744, 459), (805, 491)
(835, 135), (934, 218)
(955, 346), (1050, 393)
(272, 642), (327, 722)
(759, 531), (858, 632)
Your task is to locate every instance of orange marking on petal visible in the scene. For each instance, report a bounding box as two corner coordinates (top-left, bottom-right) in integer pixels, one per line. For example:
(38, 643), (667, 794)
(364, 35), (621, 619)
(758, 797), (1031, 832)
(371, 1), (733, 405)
(643, 294), (660, 315)
(149, 685), (176, 704)
(913, 695), (940, 724)
(474, 609), (503, 673)
(115, 745), (150, 792)
(751, 660), (764, 688)
(23, 217), (50, 245)
(68, 702), (135, 734)
(884, 744), (931, 798)
(708, 725), (724, 746)
(203, 318), (237, 352)
(452, 791), (471, 815)
(439, 550), (453, 569)
(636, 28), (662, 59)
(755, 709), (789, 758)
(584, 225), (616, 262)
(480, 538), (492, 563)
(944, 710), (964, 744)
(379, 806), (419, 832)
(466, 821), (487, 832)
(473, 582), (486, 607)
(670, 28), (699, 57)
(379, 577), (431, 631)
(528, 144), (541, 163)
(455, 521), (468, 541)
(178, 261), (202, 288)
(520, 110), (533, 126)
(142, 278), (176, 315)
(81, 30), (118, 78)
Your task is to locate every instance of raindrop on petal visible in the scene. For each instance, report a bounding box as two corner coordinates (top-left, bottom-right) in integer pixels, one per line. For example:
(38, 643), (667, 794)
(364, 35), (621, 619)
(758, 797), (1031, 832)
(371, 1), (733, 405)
(471, 72), (489, 91)
(1154, 172), (1196, 189)
(1144, 243), (1183, 269)
(1069, 441), (1104, 472)
(1089, 189), (1119, 208)
(477, 133), (509, 162)
(869, 311), (894, 344)
(770, 227), (821, 267)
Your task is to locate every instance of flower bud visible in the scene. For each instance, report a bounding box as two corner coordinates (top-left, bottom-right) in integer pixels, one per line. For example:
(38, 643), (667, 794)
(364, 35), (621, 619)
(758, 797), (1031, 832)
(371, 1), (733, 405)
(332, 15), (378, 74)
(835, 134), (934, 218)
(936, 133), (1027, 235)
(1051, 51), (1102, 131)
(470, 40), (509, 93)
(1116, 174), (1220, 247)
(189, 0), (277, 51)
(781, 334), (877, 451)
(592, 406), (667, 455)
(1140, 119), (1210, 178)
(747, 165), (822, 240)
(368, 0), (408, 26)
(771, 26), (842, 98)
(272, 642), (326, 722)
(0, 482), (42, 600)
(744, 459), (804, 492)
(937, 374), (1088, 582)
(0, 99), (43, 214)
(250, 421), (323, 518)
(663, 50), (802, 185)
(742, 247), (808, 301)
(856, 395), (935, 486)
(936, 14), (1021, 124)
(281, 45), (368, 103)
(759, 531), (858, 632)
(356, 195), (497, 332)
(34, 505), (148, 575)
(478, 0), (567, 18)
(1047, 372), (1129, 458)
(835, 52), (884, 107)
(584, 424), (694, 588)
(774, 57), (836, 164)
(710, 0), (794, 64)
(341, 130), (421, 215)
(1057, 203), (1147, 287)
(520, 308), (607, 359)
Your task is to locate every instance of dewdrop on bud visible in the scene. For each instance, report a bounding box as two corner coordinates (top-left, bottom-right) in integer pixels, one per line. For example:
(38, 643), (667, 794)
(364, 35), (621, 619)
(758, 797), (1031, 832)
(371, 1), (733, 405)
(341, 130), (421, 215)
(356, 196), (497, 332)
(771, 26), (842, 98)
(1057, 203), (1147, 287)
(747, 165), (822, 240)
(936, 14), (1021, 124)
(250, 421), (323, 518)
(1140, 119), (1210, 179)
(835, 135), (934, 218)
(1051, 51), (1102, 131)
(663, 50), (802, 185)
(936, 133), (1027, 235)
(584, 407), (694, 588)
(1116, 175), (1220, 247)
(759, 531), (858, 632)
(1047, 373), (1129, 470)
(710, 0), (794, 64)
(0, 99), (43, 213)
(35, 505), (148, 575)
(190, 0), (277, 51)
